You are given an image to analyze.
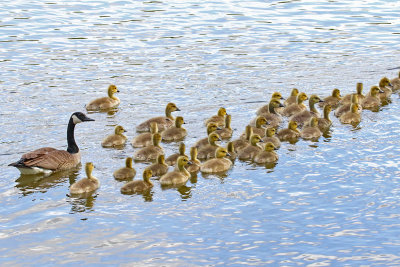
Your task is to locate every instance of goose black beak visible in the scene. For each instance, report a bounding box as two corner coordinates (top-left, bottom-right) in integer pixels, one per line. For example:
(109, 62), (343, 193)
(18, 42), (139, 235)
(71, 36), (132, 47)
(83, 115), (95, 122)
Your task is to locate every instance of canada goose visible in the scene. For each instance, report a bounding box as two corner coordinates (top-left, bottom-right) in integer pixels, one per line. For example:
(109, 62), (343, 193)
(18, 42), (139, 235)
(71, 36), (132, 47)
(161, 116), (187, 141)
(186, 147), (201, 174)
(377, 77), (393, 100)
(165, 142), (187, 166)
(248, 116), (268, 137)
(362, 86), (383, 110)
(341, 83), (364, 105)
(113, 157), (136, 181)
(9, 112), (94, 175)
(226, 141), (237, 162)
(133, 133), (164, 161)
(194, 123), (221, 149)
(200, 147), (232, 173)
(300, 117), (322, 140)
(256, 99), (284, 128)
(145, 154), (168, 177)
(340, 103), (361, 124)
(319, 88), (341, 108)
(335, 94), (361, 117)
(290, 94), (323, 126)
(159, 156), (192, 186)
(214, 114), (232, 139)
(238, 134), (264, 160)
(391, 71), (400, 91)
(316, 104), (332, 132)
(131, 122), (158, 148)
(204, 107), (227, 127)
(256, 92), (284, 115)
(86, 84), (120, 111)
(262, 127), (281, 149)
(70, 162), (100, 194)
(284, 88), (300, 106)
(197, 133), (222, 160)
(121, 169), (153, 194)
(254, 142), (278, 164)
(101, 125), (127, 147)
(277, 121), (300, 142)
(232, 125), (253, 153)
(136, 102), (180, 132)
(282, 92), (308, 117)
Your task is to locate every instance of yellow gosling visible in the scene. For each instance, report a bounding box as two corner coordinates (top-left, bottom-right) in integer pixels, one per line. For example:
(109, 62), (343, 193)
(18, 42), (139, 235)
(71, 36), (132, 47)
(335, 94), (360, 117)
(361, 86), (383, 110)
(317, 104), (332, 132)
(200, 147), (232, 173)
(101, 125), (127, 147)
(277, 121), (300, 142)
(282, 92), (308, 117)
(187, 147), (201, 174)
(232, 125), (253, 153)
(131, 122), (158, 148)
(194, 123), (221, 149)
(70, 162), (99, 194)
(391, 71), (400, 91)
(161, 116), (187, 141)
(86, 85), (120, 111)
(340, 103), (361, 124)
(300, 117), (322, 140)
(284, 88), (299, 106)
(238, 134), (264, 161)
(214, 114), (233, 140)
(249, 116), (268, 138)
(226, 141), (237, 162)
(165, 142), (187, 166)
(136, 102), (180, 132)
(113, 157), (136, 181)
(204, 107), (227, 127)
(320, 88), (341, 109)
(290, 94), (323, 126)
(377, 77), (393, 100)
(145, 154), (168, 177)
(341, 82), (364, 105)
(160, 156), (191, 186)
(254, 142), (278, 164)
(256, 99), (284, 128)
(197, 133), (222, 160)
(133, 133), (164, 162)
(262, 127), (281, 149)
(121, 169), (153, 194)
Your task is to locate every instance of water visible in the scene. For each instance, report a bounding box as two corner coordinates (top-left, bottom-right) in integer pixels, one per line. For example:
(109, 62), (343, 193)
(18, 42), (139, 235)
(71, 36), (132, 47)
(1, 0), (400, 265)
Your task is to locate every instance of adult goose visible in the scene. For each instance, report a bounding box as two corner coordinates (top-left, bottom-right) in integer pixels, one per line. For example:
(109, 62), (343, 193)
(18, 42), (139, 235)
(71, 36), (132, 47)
(9, 112), (94, 175)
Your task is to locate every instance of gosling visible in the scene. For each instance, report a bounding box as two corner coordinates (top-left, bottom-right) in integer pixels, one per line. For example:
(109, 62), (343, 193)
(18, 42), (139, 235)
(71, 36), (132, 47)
(113, 157), (136, 181)
(101, 125), (127, 147)
(86, 85), (120, 111)
(70, 162), (99, 194)
(120, 169), (153, 194)
(200, 147), (232, 173)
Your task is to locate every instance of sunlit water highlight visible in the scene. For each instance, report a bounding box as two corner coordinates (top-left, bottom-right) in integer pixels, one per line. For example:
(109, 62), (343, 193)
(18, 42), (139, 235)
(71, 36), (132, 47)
(1, 0), (400, 265)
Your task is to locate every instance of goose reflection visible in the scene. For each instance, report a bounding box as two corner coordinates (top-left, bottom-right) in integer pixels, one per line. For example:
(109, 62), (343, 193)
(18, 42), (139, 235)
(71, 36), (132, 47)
(15, 167), (80, 196)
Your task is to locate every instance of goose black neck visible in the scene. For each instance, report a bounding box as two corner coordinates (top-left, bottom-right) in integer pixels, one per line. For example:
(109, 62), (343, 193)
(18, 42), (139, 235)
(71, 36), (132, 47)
(67, 118), (79, 154)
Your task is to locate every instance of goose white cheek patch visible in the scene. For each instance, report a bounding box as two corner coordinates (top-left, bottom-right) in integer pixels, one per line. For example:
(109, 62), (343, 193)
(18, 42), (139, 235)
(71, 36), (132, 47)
(72, 115), (82, 124)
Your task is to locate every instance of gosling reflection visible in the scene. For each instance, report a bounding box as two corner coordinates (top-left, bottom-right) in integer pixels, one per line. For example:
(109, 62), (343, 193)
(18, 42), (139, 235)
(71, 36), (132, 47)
(15, 167), (80, 196)
(68, 192), (97, 213)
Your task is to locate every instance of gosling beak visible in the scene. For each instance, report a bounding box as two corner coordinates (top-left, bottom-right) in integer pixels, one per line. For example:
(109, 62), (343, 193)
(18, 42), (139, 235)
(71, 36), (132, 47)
(379, 89), (385, 93)
(281, 96), (285, 100)
(388, 82), (393, 88)
(274, 147), (279, 151)
(187, 160), (193, 165)
(216, 126), (222, 130)
(259, 139), (264, 143)
(175, 107), (181, 111)
(124, 129), (127, 132)
(217, 137), (222, 142)
(319, 99), (325, 103)
(279, 103), (285, 108)
(226, 152), (231, 157)
(116, 90), (120, 93)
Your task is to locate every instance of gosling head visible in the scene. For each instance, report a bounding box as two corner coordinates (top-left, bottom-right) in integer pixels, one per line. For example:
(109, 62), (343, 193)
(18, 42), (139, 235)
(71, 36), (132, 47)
(166, 102), (180, 112)
(152, 133), (162, 146)
(266, 127), (276, 137)
(270, 99), (285, 108)
(309, 117), (319, 127)
(264, 142), (277, 152)
(297, 92), (308, 103)
(208, 132), (222, 145)
(175, 116), (185, 127)
(370, 86), (383, 96)
(224, 114), (232, 127)
(107, 84), (119, 97)
(309, 94), (323, 104)
(351, 94), (359, 103)
(227, 141), (235, 153)
(271, 92), (284, 100)
(245, 125), (254, 140)
(379, 77), (393, 88)
(178, 142), (186, 155)
(288, 120), (298, 131)
(207, 122), (221, 134)
(323, 104), (332, 114)
(350, 103), (361, 113)
(157, 154), (166, 164)
(176, 155), (191, 169)
(356, 82), (363, 94)
(85, 162), (95, 178)
(250, 134), (264, 145)
(217, 107), (227, 116)
(143, 169), (153, 183)
(215, 147), (230, 158)
(290, 88), (299, 97)
(125, 157), (133, 168)
(190, 147), (198, 160)
(255, 116), (269, 128)
(115, 125), (126, 135)
(71, 112), (95, 125)
(332, 88), (341, 98)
